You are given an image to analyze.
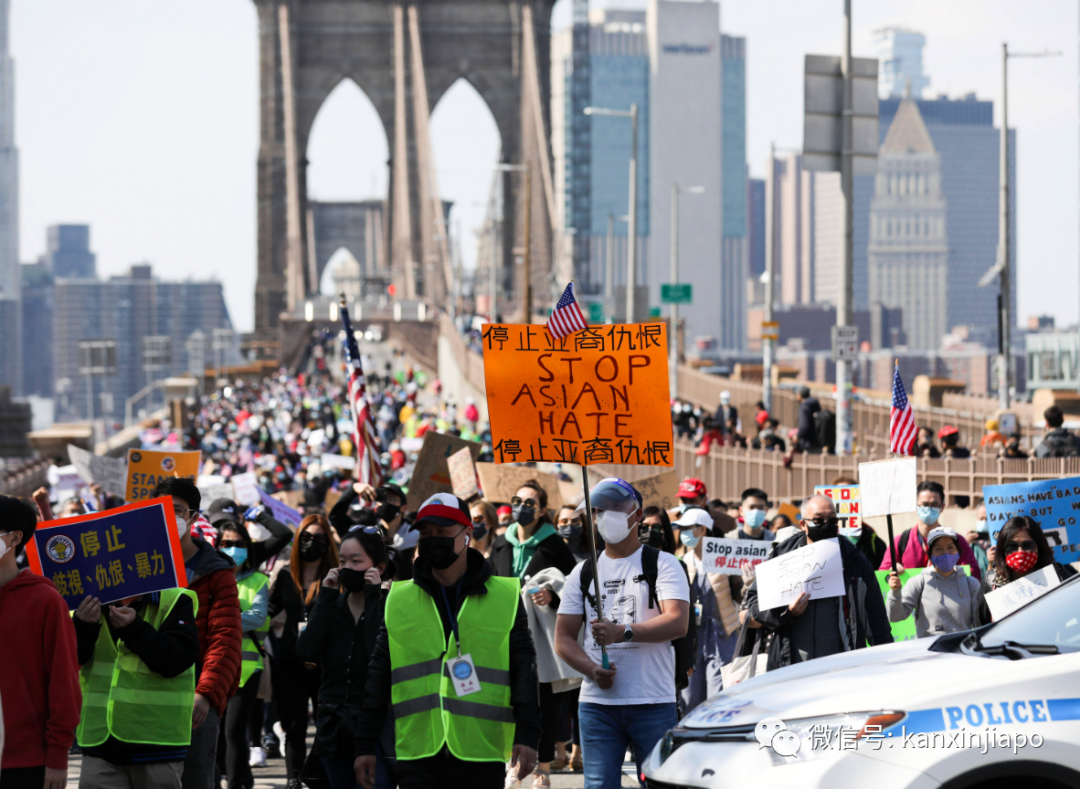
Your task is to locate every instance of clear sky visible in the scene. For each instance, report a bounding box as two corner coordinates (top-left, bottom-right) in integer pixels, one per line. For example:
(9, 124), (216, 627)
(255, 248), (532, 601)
(11, 0), (1080, 333)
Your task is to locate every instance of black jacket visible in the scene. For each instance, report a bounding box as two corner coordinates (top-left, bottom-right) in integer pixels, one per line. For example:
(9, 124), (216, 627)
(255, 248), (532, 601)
(246, 510), (295, 569)
(797, 397), (820, 450)
(354, 548), (541, 756)
(745, 532), (893, 670)
(488, 527), (579, 583)
(328, 486), (360, 538)
(1035, 428), (1080, 459)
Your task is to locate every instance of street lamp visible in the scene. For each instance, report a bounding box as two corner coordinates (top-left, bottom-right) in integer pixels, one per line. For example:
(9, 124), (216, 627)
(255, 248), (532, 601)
(496, 163), (532, 322)
(585, 104), (639, 323)
(979, 44), (1060, 409)
(670, 184), (705, 398)
(762, 143), (801, 414)
(605, 213), (630, 323)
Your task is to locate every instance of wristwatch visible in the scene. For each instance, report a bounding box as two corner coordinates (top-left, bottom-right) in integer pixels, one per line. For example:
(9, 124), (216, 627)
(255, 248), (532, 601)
(623, 625), (634, 642)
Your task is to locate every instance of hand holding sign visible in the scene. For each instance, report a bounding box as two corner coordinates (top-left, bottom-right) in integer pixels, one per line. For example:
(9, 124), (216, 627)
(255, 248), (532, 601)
(701, 537), (770, 575)
(754, 538), (845, 611)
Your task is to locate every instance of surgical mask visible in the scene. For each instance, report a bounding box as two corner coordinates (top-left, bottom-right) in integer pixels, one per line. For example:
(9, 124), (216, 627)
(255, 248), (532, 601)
(418, 534), (463, 570)
(221, 546), (248, 567)
(376, 503), (401, 524)
(512, 504), (535, 527)
(0, 531), (13, 562)
(975, 520), (987, 536)
(930, 552), (960, 573)
(917, 506), (941, 526)
(338, 567), (369, 592)
(679, 530), (700, 549)
(677, 504), (689, 515)
(176, 516), (191, 538)
(596, 510), (634, 544)
(558, 523), (582, 541)
(743, 509), (767, 532)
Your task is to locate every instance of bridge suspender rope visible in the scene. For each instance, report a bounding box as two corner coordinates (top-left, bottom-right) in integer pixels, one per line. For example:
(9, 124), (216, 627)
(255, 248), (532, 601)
(278, 2), (305, 312)
(392, 4), (416, 300)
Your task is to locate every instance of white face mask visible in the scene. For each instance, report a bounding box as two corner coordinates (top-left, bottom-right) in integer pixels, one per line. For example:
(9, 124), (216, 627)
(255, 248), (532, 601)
(975, 520), (987, 534)
(596, 510), (634, 545)
(176, 515), (191, 539)
(0, 531), (14, 562)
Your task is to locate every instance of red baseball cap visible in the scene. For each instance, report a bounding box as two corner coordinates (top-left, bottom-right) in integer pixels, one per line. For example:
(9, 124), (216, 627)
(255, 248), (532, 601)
(937, 425), (958, 439)
(496, 505), (512, 518)
(678, 478), (707, 499)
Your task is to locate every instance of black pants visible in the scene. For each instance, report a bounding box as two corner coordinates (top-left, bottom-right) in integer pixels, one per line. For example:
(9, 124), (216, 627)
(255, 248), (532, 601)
(219, 669), (261, 789)
(538, 682), (570, 763)
(395, 753), (504, 789)
(271, 660), (320, 779)
(0, 767), (45, 789)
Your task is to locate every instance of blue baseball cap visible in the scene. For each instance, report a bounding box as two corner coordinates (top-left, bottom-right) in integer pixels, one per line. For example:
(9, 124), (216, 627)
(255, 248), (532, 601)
(575, 477), (642, 515)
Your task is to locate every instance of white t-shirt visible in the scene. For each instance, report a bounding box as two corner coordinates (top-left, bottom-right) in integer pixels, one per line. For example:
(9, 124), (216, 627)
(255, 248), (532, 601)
(558, 547), (690, 705)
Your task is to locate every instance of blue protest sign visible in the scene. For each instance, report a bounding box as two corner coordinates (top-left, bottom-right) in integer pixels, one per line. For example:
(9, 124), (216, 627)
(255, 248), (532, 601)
(257, 487), (302, 528)
(982, 477), (1080, 563)
(26, 497), (187, 609)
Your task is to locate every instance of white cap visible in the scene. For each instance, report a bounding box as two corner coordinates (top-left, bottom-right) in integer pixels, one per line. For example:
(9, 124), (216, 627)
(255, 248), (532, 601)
(720, 390), (731, 402)
(673, 507), (714, 530)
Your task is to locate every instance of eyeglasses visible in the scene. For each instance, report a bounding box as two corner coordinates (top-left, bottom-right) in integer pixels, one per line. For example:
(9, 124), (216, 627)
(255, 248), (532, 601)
(510, 497), (538, 509)
(807, 517), (840, 528)
(1006, 540), (1038, 554)
(175, 507), (198, 520)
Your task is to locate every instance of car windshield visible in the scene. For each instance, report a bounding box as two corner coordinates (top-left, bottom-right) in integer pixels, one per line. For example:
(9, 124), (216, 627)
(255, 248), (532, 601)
(979, 575), (1080, 653)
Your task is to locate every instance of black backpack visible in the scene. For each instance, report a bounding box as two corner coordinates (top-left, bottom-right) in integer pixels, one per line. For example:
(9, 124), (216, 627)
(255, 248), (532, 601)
(814, 408), (836, 450)
(1042, 431), (1080, 458)
(580, 545), (696, 691)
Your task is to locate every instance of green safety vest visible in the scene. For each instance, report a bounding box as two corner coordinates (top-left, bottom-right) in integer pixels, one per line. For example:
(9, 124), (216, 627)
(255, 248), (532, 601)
(237, 571), (270, 687)
(76, 587), (199, 748)
(386, 575), (519, 762)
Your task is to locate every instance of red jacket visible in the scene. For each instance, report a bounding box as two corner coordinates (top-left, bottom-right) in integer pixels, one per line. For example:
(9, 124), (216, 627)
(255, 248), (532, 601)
(0, 570), (81, 770)
(187, 540), (242, 714)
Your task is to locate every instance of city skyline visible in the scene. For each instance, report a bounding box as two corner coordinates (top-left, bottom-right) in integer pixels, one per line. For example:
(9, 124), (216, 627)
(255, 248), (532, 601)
(8, 0), (1080, 334)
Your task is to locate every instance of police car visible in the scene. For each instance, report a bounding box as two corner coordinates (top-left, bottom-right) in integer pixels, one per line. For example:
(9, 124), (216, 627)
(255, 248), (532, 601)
(643, 574), (1080, 789)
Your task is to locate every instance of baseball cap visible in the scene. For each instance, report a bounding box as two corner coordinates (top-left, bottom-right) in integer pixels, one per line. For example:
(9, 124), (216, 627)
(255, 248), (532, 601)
(678, 478), (707, 499)
(937, 425), (959, 439)
(673, 507), (714, 531)
(574, 477), (641, 516)
(927, 526), (959, 551)
(207, 498), (242, 527)
(415, 492), (471, 529)
(496, 505), (512, 519)
(376, 482), (406, 503)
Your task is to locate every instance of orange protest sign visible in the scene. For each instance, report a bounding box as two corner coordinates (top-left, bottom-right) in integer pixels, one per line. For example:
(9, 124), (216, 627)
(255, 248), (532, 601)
(481, 323), (673, 467)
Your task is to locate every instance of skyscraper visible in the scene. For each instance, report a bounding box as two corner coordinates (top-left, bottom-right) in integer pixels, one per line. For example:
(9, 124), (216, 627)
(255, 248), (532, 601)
(0, 0), (20, 395)
(43, 225), (97, 279)
(869, 99), (948, 350)
(720, 33), (748, 351)
(873, 27), (929, 99)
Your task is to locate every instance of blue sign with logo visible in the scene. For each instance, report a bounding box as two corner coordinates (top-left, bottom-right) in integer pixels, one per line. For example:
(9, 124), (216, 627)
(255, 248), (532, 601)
(26, 498), (187, 609)
(258, 487), (302, 528)
(983, 477), (1080, 563)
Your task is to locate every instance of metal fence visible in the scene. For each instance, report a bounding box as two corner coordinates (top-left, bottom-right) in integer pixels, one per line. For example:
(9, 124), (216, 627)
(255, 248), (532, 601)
(0, 458), (50, 498)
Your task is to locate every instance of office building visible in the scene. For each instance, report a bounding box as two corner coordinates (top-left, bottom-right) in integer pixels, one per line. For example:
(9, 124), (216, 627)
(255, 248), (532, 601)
(719, 33), (748, 351)
(747, 177), (765, 277)
(0, 0), (19, 395)
(873, 27), (930, 99)
(21, 261), (52, 396)
(43, 224), (96, 279)
(53, 264), (234, 422)
(868, 98), (948, 350)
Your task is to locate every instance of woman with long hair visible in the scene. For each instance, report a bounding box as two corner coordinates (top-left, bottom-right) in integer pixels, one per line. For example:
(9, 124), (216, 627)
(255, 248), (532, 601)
(639, 506), (678, 554)
(266, 514), (340, 788)
(980, 516), (1077, 623)
(468, 499), (498, 557)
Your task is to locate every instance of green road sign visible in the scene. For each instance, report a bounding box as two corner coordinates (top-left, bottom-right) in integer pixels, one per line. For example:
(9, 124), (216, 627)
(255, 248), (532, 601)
(587, 301), (604, 323)
(661, 283), (692, 304)
(648, 306), (662, 318)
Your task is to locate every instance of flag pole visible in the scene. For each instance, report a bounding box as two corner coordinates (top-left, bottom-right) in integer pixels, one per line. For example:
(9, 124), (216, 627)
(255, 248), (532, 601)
(580, 466), (609, 669)
(887, 358), (898, 573)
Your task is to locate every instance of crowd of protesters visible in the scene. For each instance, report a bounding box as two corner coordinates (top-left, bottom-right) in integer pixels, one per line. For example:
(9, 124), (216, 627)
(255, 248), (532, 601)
(2, 338), (1079, 789)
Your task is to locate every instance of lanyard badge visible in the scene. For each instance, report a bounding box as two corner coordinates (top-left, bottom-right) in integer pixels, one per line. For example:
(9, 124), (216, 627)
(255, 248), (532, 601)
(440, 584), (482, 697)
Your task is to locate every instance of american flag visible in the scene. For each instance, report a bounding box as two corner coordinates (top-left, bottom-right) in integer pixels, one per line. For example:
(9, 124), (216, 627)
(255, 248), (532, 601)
(340, 299), (384, 486)
(890, 362), (917, 455)
(546, 281), (588, 339)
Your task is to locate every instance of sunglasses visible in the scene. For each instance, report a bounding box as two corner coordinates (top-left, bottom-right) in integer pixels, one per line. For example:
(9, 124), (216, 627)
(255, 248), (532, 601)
(510, 497), (538, 509)
(1006, 540), (1038, 554)
(807, 517), (840, 528)
(219, 539), (246, 549)
(348, 525), (382, 535)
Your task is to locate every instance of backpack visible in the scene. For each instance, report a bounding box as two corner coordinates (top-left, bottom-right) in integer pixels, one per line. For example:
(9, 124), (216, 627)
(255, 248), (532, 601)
(580, 545), (696, 691)
(813, 408), (836, 450)
(1041, 431), (1080, 458)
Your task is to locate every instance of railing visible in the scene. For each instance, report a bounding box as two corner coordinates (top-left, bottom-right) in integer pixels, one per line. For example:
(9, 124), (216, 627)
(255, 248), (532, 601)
(593, 440), (1080, 505)
(437, 315), (488, 396)
(0, 458), (50, 498)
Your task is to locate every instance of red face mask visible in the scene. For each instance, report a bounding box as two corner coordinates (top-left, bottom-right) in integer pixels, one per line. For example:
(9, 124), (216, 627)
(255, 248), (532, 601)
(1005, 550), (1038, 574)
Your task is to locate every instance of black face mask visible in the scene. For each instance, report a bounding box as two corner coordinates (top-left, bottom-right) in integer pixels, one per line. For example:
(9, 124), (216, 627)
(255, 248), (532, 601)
(558, 523), (582, 542)
(418, 534), (463, 570)
(805, 523), (839, 542)
(512, 505), (535, 526)
(338, 567), (371, 592)
(639, 526), (666, 550)
(376, 503), (401, 524)
(471, 521), (488, 541)
(299, 533), (327, 562)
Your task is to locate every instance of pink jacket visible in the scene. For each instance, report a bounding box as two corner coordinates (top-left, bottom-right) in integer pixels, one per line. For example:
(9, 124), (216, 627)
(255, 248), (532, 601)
(879, 525), (982, 581)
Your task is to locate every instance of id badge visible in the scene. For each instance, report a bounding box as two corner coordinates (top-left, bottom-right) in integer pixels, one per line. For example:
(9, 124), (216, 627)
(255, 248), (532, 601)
(448, 654), (482, 697)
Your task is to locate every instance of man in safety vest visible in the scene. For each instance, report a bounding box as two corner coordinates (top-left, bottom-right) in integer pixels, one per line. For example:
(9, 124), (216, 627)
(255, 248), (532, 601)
(72, 588), (200, 789)
(353, 493), (540, 789)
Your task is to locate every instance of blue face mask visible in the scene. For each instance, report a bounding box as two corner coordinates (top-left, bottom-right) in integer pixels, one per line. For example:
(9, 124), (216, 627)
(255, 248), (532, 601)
(679, 530), (700, 548)
(222, 546), (248, 567)
(917, 506), (941, 526)
(930, 552), (960, 573)
(743, 509), (767, 531)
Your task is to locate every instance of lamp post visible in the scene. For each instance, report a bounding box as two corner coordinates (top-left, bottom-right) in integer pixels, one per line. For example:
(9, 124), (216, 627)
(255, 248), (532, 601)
(670, 184), (705, 399)
(762, 143), (801, 414)
(496, 163), (531, 322)
(585, 103), (638, 322)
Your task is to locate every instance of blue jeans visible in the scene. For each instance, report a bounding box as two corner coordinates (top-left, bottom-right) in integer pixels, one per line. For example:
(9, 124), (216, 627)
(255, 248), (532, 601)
(578, 702), (678, 789)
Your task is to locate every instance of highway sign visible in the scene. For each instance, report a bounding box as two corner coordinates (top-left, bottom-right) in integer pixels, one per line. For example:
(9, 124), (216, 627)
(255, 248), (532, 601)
(661, 283), (692, 304)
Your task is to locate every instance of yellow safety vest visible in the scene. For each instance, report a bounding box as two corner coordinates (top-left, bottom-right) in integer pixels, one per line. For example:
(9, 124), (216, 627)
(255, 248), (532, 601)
(386, 576), (519, 762)
(76, 588), (199, 748)
(237, 571), (270, 687)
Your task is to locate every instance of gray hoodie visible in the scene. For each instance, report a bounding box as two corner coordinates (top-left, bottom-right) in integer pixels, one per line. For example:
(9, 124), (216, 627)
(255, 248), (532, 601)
(886, 566), (984, 638)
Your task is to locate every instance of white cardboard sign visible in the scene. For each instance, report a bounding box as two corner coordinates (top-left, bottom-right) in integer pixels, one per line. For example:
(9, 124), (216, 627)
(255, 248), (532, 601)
(858, 458), (917, 519)
(985, 565), (1061, 621)
(754, 538), (846, 610)
(701, 537), (771, 575)
(67, 444), (129, 499)
(230, 472), (261, 507)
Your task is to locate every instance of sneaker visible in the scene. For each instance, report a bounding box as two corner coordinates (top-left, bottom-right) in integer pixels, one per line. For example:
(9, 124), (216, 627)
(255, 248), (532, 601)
(530, 770), (551, 788)
(273, 721), (287, 744)
(248, 746), (267, 768)
(261, 736), (280, 759)
(504, 762), (522, 789)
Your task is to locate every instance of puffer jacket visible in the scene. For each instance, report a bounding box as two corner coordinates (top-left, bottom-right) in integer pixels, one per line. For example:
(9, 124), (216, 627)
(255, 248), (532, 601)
(188, 538), (243, 714)
(353, 548), (541, 756)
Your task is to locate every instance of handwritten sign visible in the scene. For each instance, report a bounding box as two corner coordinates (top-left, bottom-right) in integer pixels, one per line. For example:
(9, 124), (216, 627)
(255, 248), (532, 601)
(701, 537), (771, 575)
(258, 487), (302, 528)
(982, 476), (1080, 563)
(857, 458), (917, 519)
(126, 449), (201, 503)
(447, 446), (480, 501)
(25, 498), (187, 609)
(68, 445), (129, 499)
(984, 565), (1061, 620)
(197, 474), (234, 506)
(407, 432), (483, 509)
(475, 463), (564, 511)
(754, 538), (845, 611)
(815, 485), (861, 537)
(230, 471), (261, 507)
(481, 323), (673, 466)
